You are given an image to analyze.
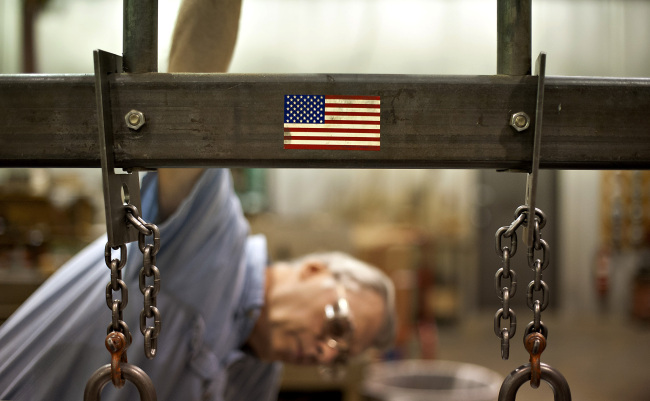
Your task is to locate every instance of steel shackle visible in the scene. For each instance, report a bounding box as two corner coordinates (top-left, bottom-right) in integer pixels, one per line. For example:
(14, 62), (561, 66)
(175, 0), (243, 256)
(498, 362), (571, 401)
(84, 363), (157, 401)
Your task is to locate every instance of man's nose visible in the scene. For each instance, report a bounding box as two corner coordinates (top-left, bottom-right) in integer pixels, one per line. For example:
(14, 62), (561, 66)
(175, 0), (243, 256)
(315, 339), (340, 364)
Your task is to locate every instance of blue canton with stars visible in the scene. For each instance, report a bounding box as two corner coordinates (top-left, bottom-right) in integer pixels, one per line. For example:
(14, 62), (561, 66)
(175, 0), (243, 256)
(284, 95), (325, 124)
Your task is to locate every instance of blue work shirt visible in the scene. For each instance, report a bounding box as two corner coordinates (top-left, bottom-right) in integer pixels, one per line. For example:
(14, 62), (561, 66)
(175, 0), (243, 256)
(0, 169), (281, 401)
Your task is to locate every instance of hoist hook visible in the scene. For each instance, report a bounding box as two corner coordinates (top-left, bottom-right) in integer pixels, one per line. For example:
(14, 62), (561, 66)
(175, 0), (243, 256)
(105, 331), (128, 388)
(524, 331), (547, 388)
(498, 362), (571, 401)
(84, 363), (157, 401)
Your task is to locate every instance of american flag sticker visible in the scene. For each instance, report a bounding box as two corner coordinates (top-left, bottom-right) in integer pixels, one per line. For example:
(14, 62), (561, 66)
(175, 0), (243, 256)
(283, 95), (381, 151)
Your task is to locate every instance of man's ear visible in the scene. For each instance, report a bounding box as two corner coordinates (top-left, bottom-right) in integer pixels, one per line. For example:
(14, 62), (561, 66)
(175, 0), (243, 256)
(298, 260), (328, 280)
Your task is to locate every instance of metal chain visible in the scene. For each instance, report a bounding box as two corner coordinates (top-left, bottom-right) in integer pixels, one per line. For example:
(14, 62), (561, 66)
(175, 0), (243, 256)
(493, 207), (526, 360)
(99, 203), (161, 392)
(104, 243), (133, 349)
(525, 208), (550, 339)
(493, 206), (552, 362)
(125, 205), (162, 360)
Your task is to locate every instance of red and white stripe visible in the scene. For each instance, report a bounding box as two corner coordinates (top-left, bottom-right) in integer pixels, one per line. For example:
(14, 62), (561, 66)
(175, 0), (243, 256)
(284, 95), (381, 151)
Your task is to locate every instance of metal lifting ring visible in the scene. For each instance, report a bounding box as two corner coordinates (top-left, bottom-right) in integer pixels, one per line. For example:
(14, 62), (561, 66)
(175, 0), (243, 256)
(84, 363), (157, 401)
(498, 363), (571, 401)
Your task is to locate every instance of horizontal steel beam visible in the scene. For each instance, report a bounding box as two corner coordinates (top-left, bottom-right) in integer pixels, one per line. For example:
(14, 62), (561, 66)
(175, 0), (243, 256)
(0, 73), (648, 169)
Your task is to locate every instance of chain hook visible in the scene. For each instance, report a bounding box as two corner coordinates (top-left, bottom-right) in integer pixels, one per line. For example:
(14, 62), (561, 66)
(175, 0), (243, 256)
(105, 331), (129, 388)
(524, 332), (547, 388)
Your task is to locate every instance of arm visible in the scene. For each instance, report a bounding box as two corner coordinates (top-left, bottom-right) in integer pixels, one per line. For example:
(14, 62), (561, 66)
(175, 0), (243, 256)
(157, 0), (242, 220)
(168, 0), (242, 73)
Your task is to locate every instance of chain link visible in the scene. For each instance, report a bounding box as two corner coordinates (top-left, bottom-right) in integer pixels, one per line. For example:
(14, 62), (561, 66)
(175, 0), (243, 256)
(493, 206), (552, 360)
(493, 206), (527, 360)
(126, 205), (162, 360)
(104, 243), (133, 348)
(103, 204), (162, 370)
(525, 210), (550, 338)
(494, 206), (550, 388)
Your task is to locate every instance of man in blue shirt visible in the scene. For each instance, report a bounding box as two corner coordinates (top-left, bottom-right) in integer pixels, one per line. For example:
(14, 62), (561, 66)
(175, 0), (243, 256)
(0, 168), (395, 400)
(0, 1), (396, 399)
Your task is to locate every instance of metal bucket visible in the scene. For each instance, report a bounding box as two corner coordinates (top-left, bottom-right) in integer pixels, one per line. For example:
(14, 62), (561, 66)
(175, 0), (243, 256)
(362, 360), (503, 401)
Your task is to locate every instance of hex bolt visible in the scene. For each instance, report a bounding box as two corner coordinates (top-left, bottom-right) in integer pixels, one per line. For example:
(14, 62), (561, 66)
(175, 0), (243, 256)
(125, 110), (145, 131)
(510, 111), (530, 132)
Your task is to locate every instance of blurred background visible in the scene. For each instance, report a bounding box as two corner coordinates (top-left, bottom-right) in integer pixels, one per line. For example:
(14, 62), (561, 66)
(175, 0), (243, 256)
(1, 0), (649, 400)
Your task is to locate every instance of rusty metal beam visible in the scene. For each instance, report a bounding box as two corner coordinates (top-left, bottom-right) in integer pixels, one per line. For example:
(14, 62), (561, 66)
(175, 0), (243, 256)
(0, 73), (648, 169)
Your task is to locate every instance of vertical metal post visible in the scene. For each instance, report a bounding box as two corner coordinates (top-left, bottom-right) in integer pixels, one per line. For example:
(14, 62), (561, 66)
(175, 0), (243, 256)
(497, 0), (531, 75)
(123, 0), (158, 73)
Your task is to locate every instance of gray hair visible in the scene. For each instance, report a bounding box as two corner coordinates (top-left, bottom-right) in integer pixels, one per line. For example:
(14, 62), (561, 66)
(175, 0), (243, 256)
(292, 252), (396, 351)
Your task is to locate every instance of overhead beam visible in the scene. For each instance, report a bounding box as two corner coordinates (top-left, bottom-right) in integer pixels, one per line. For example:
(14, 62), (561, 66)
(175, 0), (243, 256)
(0, 73), (648, 170)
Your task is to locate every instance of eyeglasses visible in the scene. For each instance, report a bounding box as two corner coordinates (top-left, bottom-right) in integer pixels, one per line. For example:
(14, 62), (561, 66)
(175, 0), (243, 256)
(322, 284), (354, 369)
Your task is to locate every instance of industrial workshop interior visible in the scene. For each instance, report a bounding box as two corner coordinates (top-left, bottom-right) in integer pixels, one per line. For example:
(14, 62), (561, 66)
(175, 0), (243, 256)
(1, 0), (649, 400)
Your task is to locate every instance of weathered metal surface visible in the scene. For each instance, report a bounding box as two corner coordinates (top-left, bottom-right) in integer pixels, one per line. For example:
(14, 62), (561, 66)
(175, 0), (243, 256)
(0, 73), (648, 169)
(498, 362), (571, 401)
(94, 50), (141, 247)
(123, 0), (158, 74)
(497, 0), (532, 75)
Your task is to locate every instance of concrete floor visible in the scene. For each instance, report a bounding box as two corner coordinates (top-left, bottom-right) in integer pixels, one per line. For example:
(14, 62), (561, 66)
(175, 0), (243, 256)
(436, 312), (650, 401)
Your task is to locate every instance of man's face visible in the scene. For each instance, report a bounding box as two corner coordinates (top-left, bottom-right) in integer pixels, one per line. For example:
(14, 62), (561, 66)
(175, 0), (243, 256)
(265, 262), (385, 366)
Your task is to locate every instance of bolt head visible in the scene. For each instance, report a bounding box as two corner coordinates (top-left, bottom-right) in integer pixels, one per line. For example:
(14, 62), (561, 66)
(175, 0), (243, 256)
(125, 110), (145, 131)
(510, 112), (530, 132)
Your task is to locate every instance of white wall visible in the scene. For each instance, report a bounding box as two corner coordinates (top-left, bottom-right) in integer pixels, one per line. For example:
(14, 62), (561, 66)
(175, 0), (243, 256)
(534, 0), (650, 77)
(0, 0), (22, 73)
(231, 0), (496, 74)
(26, 0), (650, 76)
(22, 0), (183, 74)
